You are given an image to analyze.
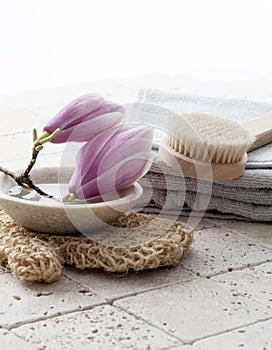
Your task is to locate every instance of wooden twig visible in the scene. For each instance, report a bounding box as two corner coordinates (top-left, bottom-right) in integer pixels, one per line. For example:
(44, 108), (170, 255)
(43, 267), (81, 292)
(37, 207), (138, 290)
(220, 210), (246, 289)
(0, 128), (60, 199)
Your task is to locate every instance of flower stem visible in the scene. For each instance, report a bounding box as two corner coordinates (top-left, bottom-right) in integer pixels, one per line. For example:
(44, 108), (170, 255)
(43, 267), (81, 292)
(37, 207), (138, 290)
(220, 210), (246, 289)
(62, 193), (76, 202)
(15, 174), (54, 198)
(0, 128), (61, 199)
(0, 166), (17, 181)
(22, 139), (43, 178)
(23, 128), (60, 178)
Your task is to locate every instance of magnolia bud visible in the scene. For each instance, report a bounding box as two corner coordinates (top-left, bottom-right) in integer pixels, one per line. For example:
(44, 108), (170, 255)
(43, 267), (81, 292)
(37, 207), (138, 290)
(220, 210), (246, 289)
(68, 125), (154, 199)
(43, 93), (124, 143)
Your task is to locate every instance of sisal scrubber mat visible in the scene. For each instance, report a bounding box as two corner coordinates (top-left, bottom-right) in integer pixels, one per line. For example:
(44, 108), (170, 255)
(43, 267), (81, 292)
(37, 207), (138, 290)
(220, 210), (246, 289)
(0, 209), (193, 283)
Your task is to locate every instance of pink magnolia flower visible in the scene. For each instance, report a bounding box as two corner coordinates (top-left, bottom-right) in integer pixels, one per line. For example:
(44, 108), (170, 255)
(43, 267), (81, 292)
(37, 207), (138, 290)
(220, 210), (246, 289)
(43, 93), (124, 143)
(68, 125), (154, 199)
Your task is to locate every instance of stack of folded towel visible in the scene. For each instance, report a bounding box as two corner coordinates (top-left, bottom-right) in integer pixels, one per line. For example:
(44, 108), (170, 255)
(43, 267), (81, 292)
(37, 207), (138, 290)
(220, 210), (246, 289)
(135, 89), (272, 221)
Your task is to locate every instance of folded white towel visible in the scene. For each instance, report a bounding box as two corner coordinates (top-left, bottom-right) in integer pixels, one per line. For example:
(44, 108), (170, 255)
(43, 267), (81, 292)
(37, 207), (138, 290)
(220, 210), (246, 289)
(136, 89), (272, 167)
(136, 89), (272, 221)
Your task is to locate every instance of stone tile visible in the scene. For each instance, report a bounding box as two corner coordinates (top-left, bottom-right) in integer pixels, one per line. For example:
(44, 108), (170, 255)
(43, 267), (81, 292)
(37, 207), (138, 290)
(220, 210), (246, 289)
(0, 133), (68, 163)
(212, 262), (272, 305)
(0, 157), (29, 171)
(196, 218), (234, 230)
(114, 278), (272, 343)
(1, 97), (81, 139)
(223, 221), (272, 248)
(155, 215), (223, 231)
(13, 305), (180, 350)
(194, 319), (272, 349)
(64, 265), (196, 300)
(180, 227), (272, 277)
(194, 217), (221, 230)
(0, 139), (79, 174)
(0, 133), (32, 162)
(2, 153), (63, 171)
(0, 328), (36, 350)
(0, 274), (105, 328)
(0, 106), (54, 137)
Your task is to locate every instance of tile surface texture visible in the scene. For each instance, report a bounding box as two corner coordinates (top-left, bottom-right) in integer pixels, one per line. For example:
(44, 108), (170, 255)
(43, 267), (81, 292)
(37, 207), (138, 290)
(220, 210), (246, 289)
(114, 278), (272, 342)
(181, 227), (272, 277)
(64, 265), (196, 300)
(223, 221), (272, 248)
(211, 262), (272, 305)
(0, 328), (35, 350)
(193, 319), (272, 350)
(12, 305), (180, 350)
(0, 274), (105, 328)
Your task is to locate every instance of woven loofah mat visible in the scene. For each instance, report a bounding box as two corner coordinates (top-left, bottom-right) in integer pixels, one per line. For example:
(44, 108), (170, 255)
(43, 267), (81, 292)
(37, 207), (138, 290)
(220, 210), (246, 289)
(0, 209), (193, 283)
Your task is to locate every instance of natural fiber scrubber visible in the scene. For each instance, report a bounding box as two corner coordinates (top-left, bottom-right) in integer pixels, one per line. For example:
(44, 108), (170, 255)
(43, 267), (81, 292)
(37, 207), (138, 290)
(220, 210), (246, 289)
(0, 210), (193, 283)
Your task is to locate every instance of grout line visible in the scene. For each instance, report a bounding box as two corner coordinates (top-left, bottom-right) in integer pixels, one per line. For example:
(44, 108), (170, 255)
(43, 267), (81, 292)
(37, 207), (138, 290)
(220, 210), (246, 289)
(1, 278), (271, 341)
(187, 315), (272, 346)
(0, 150), (63, 164)
(3, 274), (111, 331)
(108, 280), (196, 304)
(180, 256), (272, 279)
(112, 303), (183, 344)
(115, 301), (272, 347)
(110, 274), (197, 302)
(63, 270), (200, 305)
(3, 256), (270, 333)
(208, 263), (272, 307)
(6, 300), (108, 331)
(107, 276), (200, 304)
(0, 130), (30, 137)
(209, 259), (272, 279)
(110, 271), (272, 345)
(219, 226), (272, 250)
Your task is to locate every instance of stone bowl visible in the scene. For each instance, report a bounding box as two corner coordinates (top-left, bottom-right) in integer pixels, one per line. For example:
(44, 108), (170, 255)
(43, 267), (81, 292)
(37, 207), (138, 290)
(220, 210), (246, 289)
(0, 167), (143, 235)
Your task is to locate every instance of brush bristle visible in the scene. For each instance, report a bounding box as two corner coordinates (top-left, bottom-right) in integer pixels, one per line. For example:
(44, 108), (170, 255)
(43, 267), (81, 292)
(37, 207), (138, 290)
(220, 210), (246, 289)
(168, 112), (255, 164)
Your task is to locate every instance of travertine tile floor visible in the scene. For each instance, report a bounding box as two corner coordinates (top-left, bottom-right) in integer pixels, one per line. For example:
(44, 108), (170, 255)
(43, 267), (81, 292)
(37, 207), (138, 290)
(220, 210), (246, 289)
(0, 70), (271, 349)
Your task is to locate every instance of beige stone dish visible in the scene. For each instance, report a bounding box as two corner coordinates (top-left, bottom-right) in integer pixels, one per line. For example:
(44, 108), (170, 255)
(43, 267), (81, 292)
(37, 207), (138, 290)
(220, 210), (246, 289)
(0, 167), (143, 235)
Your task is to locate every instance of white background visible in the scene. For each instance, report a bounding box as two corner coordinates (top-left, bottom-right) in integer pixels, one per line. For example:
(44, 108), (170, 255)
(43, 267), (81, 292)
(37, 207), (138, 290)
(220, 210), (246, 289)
(1, 0), (272, 94)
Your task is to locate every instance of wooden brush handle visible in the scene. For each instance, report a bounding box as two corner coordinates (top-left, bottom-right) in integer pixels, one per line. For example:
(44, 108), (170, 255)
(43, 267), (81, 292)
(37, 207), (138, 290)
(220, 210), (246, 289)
(244, 113), (272, 152)
(159, 139), (248, 181)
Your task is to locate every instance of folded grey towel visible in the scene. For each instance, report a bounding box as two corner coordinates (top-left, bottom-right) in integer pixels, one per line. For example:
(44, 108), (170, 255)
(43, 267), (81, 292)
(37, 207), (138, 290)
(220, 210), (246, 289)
(136, 89), (272, 221)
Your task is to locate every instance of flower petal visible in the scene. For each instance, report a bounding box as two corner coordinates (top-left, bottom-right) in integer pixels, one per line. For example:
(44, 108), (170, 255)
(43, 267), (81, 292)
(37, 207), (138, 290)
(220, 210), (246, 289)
(44, 93), (104, 133)
(73, 152), (153, 199)
(50, 111), (124, 143)
(68, 125), (154, 199)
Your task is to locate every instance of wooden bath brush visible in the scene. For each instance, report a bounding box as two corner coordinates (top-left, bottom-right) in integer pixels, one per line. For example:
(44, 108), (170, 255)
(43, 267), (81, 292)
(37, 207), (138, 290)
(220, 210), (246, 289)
(158, 112), (272, 181)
